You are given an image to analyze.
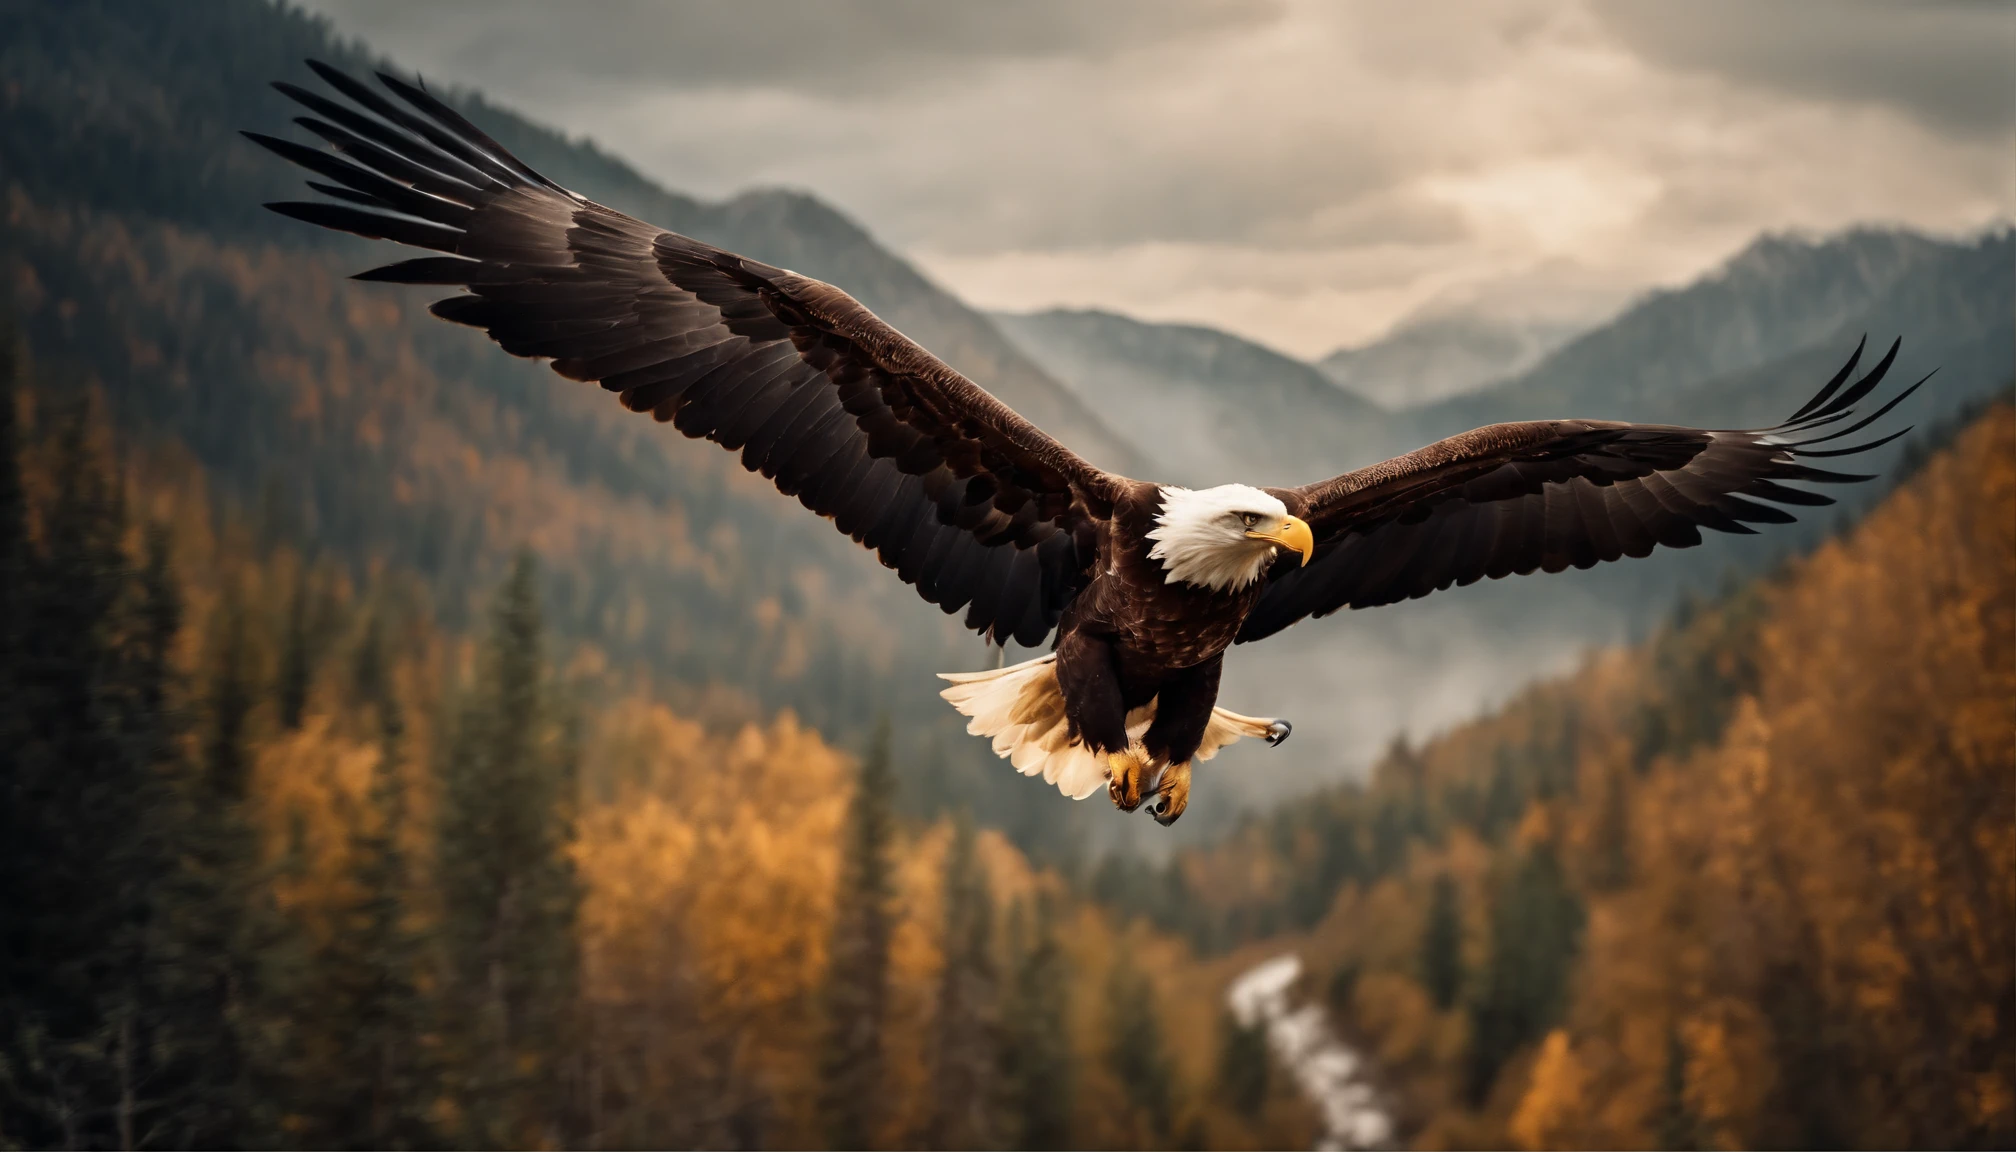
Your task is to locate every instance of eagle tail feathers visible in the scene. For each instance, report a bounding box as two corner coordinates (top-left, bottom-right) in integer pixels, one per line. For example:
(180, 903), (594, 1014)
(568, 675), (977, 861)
(936, 657), (1281, 801)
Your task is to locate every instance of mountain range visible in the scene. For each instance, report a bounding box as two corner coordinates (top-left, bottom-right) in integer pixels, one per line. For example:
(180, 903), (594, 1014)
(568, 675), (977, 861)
(3, 0), (2008, 855)
(1316, 311), (1581, 409)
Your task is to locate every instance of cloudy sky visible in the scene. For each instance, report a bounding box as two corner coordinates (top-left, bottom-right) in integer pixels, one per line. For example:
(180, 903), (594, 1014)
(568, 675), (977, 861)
(294, 0), (2011, 358)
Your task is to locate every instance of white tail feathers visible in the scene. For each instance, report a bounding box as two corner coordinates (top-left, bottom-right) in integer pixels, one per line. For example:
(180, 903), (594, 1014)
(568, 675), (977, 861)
(937, 654), (1279, 800)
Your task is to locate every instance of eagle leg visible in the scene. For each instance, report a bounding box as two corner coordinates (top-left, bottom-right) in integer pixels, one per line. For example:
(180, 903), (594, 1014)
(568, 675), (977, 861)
(1151, 760), (1192, 826)
(1107, 747), (1152, 812)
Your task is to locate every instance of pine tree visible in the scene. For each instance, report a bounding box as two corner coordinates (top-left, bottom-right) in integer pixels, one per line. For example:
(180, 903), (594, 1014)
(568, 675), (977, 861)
(149, 577), (289, 1147)
(1104, 952), (1177, 1143)
(1420, 872), (1464, 1010)
(1654, 1026), (1703, 1151)
(201, 590), (256, 812)
(436, 552), (581, 1147)
(274, 563), (313, 730)
(0, 325), (20, 687)
(923, 813), (1000, 1149)
(1465, 845), (1584, 1103)
(1587, 763), (1634, 891)
(0, 398), (195, 1146)
(1215, 1009), (1269, 1118)
(1000, 895), (1073, 1151)
(116, 528), (189, 1146)
(818, 718), (896, 1150)
(1480, 750), (1522, 841)
(298, 612), (440, 1148)
(1, 404), (141, 1145)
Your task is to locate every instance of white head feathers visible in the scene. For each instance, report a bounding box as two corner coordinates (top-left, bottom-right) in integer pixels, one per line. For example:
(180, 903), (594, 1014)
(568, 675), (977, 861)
(1145, 484), (1290, 592)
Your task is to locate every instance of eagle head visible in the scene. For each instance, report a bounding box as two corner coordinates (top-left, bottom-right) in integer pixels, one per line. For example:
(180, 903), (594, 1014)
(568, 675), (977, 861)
(1146, 484), (1315, 592)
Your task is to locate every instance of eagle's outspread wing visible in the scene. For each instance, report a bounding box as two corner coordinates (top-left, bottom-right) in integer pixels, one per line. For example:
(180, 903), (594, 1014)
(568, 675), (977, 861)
(248, 62), (1120, 648)
(1240, 339), (1920, 642)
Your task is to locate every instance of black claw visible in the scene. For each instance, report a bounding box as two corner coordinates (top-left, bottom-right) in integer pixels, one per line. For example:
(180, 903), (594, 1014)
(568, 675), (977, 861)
(1153, 803), (1182, 827)
(1266, 720), (1292, 747)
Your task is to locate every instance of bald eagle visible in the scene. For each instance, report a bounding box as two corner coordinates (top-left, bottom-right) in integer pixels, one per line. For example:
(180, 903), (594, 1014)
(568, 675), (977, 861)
(247, 63), (1918, 825)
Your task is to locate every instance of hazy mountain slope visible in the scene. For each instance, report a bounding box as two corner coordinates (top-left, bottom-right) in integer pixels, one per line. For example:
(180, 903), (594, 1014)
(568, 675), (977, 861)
(0, 0), (1150, 858)
(992, 308), (1392, 487)
(1412, 228), (2009, 438)
(1316, 313), (1580, 409)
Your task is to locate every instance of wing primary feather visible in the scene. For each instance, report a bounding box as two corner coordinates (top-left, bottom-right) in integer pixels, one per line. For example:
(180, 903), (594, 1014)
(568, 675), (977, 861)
(1742, 478), (1834, 507)
(351, 256), (486, 284)
(1713, 495), (1795, 525)
(265, 201), (462, 252)
(1784, 334), (1865, 423)
(243, 130), (476, 219)
(292, 115), (487, 203)
(303, 181), (391, 209)
(373, 70), (571, 194)
(1776, 464), (1875, 484)
(1811, 336), (1899, 419)
(305, 59), (528, 190)
(272, 80), (503, 196)
(1793, 427), (1912, 457)
(1782, 370), (1930, 447)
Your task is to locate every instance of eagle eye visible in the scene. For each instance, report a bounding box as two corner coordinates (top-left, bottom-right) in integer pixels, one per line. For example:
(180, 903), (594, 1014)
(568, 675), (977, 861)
(1239, 512), (1261, 527)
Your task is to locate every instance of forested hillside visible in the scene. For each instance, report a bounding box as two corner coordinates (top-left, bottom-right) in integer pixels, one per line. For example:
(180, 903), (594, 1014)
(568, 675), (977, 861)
(1092, 402), (2015, 1148)
(0, 337), (1321, 1149)
(0, 0), (1165, 855)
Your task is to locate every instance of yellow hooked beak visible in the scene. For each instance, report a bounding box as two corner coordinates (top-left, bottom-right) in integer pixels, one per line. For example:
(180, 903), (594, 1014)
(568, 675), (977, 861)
(1246, 514), (1315, 566)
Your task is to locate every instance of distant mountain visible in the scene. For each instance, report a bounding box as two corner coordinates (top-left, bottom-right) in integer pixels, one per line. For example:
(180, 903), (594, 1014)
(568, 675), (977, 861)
(991, 308), (1392, 487)
(1413, 228), (2012, 440)
(1317, 313), (1581, 409)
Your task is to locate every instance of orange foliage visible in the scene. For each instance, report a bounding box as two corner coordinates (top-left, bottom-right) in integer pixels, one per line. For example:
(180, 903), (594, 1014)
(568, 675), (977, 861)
(1520, 406), (2016, 1149)
(1234, 407), (2016, 1149)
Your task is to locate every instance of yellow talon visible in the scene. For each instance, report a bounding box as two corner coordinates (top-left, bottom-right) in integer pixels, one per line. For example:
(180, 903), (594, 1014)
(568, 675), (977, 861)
(1107, 748), (1148, 812)
(1152, 761), (1192, 826)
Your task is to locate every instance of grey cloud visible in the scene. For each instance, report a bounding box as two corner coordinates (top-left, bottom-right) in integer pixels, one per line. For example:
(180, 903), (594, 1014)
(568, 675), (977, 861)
(879, 136), (1429, 253)
(1592, 0), (2015, 139)
(292, 0), (2007, 354)
(300, 0), (1284, 95)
